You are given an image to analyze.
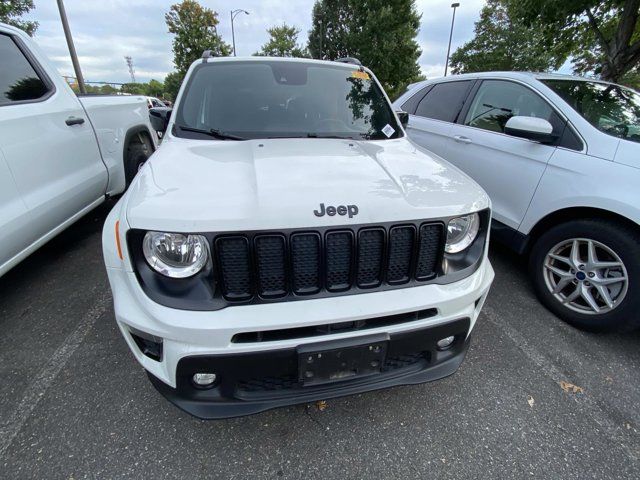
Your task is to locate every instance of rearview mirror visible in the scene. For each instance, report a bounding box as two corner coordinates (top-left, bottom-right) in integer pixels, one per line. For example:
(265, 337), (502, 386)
(396, 110), (409, 128)
(149, 107), (172, 134)
(504, 116), (556, 144)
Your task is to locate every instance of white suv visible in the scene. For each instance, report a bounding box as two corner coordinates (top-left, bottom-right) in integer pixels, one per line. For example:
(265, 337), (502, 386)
(394, 72), (640, 332)
(102, 56), (494, 418)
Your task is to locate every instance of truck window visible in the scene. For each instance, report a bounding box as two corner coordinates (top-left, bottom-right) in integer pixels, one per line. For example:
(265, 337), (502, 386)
(0, 34), (49, 105)
(174, 60), (402, 140)
(414, 80), (472, 122)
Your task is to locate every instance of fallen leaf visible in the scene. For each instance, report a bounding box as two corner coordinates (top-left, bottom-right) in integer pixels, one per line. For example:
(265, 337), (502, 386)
(559, 381), (584, 394)
(527, 395), (535, 408)
(316, 400), (327, 411)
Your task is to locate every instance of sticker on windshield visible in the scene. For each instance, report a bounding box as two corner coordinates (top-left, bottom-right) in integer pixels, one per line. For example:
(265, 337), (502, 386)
(382, 124), (395, 138)
(351, 70), (370, 80)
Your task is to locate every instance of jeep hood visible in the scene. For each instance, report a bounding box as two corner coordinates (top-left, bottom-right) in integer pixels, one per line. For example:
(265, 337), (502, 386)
(125, 137), (489, 232)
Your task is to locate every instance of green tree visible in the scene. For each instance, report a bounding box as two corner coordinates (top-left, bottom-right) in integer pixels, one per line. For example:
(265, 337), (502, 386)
(165, 0), (231, 75)
(120, 83), (148, 95)
(255, 24), (310, 57)
(450, 0), (567, 74)
(507, 0), (640, 82)
(307, 0), (422, 98)
(163, 71), (184, 101)
(0, 0), (37, 36)
(146, 79), (165, 97)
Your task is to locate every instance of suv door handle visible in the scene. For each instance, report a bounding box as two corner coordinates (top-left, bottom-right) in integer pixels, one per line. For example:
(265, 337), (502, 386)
(452, 135), (471, 144)
(65, 116), (85, 126)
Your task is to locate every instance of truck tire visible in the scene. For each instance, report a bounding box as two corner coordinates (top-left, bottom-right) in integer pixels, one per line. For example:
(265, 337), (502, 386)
(125, 133), (153, 187)
(529, 218), (640, 332)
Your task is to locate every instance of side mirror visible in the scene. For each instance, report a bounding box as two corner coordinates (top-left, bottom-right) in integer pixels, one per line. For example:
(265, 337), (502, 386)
(396, 110), (409, 128)
(149, 107), (172, 134)
(504, 116), (556, 144)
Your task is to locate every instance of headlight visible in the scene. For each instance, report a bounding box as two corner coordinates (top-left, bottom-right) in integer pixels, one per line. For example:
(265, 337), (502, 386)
(445, 213), (480, 253)
(142, 231), (209, 278)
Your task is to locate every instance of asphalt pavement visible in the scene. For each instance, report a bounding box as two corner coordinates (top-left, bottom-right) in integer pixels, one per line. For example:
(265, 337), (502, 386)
(1, 203), (638, 479)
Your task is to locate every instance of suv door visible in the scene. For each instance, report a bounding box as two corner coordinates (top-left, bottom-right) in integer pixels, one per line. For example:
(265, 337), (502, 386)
(0, 32), (107, 247)
(445, 79), (567, 229)
(402, 80), (474, 157)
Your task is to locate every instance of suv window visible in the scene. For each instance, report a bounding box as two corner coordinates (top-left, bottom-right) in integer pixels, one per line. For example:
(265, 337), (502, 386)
(414, 80), (472, 122)
(542, 79), (640, 144)
(400, 85), (431, 114)
(0, 34), (49, 106)
(464, 80), (564, 136)
(175, 60), (401, 140)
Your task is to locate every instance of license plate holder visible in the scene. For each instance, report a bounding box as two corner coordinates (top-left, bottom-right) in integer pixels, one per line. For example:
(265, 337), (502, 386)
(297, 334), (389, 386)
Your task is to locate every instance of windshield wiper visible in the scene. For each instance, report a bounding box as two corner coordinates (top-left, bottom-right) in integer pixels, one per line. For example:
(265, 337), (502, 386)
(306, 133), (356, 139)
(176, 124), (246, 140)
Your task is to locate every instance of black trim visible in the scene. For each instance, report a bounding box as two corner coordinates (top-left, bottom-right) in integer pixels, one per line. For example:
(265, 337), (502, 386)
(147, 317), (471, 419)
(491, 220), (529, 254)
(128, 209), (490, 311)
(0, 33), (56, 107)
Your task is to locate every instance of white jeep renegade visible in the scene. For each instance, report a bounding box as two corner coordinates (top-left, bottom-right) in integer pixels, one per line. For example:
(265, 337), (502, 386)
(102, 55), (494, 419)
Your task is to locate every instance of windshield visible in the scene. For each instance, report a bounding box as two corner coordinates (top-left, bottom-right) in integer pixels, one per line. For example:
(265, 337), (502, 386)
(542, 79), (640, 143)
(174, 60), (401, 140)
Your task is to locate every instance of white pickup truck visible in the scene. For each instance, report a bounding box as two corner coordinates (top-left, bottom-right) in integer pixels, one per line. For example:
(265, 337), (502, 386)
(0, 23), (156, 276)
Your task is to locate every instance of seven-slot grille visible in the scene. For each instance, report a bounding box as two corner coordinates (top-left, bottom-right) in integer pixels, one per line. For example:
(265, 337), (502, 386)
(215, 223), (444, 302)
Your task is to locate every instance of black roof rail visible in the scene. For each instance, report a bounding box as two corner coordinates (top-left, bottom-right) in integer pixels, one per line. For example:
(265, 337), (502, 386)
(202, 50), (212, 62)
(335, 57), (362, 66)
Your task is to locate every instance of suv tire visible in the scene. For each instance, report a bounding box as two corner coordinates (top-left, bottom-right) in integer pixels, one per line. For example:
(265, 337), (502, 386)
(529, 218), (640, 332)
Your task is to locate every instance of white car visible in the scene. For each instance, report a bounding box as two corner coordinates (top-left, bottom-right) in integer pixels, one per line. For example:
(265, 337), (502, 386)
(0, 23), (157, 276)
(394, 71), (640, 332)
(102, 55), (494, 418)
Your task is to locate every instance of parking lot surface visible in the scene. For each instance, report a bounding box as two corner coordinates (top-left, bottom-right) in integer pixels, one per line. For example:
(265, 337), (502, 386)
(1, 204), (639, 479)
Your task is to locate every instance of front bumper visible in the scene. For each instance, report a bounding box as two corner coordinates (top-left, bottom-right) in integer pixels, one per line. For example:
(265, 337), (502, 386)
(149, 318), (471, 419)
(106, 257), (493, 419)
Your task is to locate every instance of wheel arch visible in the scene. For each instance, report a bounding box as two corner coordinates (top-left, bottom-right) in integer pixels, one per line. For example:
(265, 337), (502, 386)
(523, 207), (640, 255)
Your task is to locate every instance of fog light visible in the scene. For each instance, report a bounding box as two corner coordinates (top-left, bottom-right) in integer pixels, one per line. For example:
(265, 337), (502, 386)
(192, 373), (217, 387)
(436, 336), (455, 350)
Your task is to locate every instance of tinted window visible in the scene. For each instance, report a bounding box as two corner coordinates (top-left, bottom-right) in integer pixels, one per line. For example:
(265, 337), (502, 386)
(414, 81), (472, 122)
(176, 61), (401, 140)
(543, 79), (640, 144)
(0, 34), (48, 105)
(401, 85), (431, 114)
(464, 80), (564, 136)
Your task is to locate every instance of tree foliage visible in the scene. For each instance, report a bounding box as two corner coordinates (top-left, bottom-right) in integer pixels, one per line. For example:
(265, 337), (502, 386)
(507, 0), (640, 82)
(307, 0), (422, 98)
(165, 0), (231, 75)
(450, 0), (568, 74)
(0, 0), (38, 35)
(255, 24), (310, 57)
(163, 71), (184, 101)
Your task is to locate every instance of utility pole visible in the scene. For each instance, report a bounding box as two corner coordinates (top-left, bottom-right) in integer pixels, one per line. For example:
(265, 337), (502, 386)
(125, 56), (136, 83)
(56, 0), (86, 94)
(444, 2), (460, 77)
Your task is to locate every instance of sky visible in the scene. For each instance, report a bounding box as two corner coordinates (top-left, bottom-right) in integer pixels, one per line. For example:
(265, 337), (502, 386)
(25, 0), (487, 85)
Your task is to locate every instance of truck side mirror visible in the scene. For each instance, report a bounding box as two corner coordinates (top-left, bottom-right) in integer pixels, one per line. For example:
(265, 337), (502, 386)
(396, 111), (409, 128)
(149, 107), (172, 134)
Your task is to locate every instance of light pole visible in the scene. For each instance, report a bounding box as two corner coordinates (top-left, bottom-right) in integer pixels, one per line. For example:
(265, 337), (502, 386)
(230, 9), (249, 56)
(56, 0), (86, 93)
(444, 2), (460, 76)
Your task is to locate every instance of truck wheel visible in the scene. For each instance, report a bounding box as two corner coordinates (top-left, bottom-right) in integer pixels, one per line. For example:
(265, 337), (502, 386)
(125, 133), (153, 187)
(529, 219), (639, 332)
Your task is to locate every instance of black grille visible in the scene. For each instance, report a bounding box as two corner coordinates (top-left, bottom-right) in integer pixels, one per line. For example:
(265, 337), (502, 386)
(416, 224), (443, 280)
(254, 235), (286, 298)
(217, 236), (252, 301)
(215, 222), (444, 302)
